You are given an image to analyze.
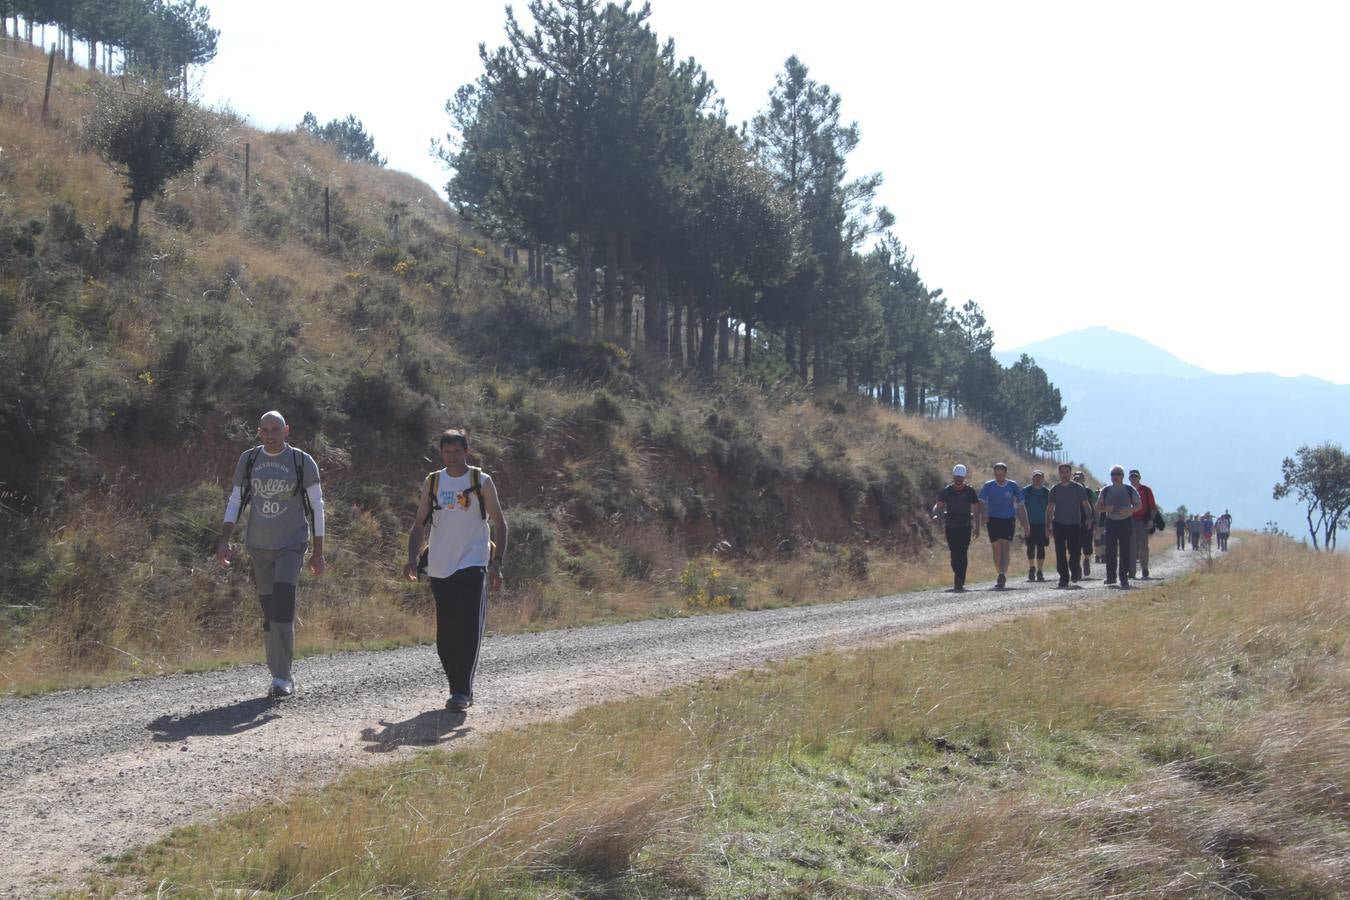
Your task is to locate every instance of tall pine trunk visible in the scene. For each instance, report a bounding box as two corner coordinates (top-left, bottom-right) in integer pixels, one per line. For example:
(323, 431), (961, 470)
(574, 230), (594, 338)
(620, 234), (634, 348)
(685, 291), (698, 369)
(785, 326), (795, 367)
(669, 289), (683, 365)
(743, 319), (753, 366)
(699, 309), (717, 374)
(717, 314), (729, 368)
(602, 230), (618, 338)
(798, 333), (809, 384)
(644, 258), (664, 350)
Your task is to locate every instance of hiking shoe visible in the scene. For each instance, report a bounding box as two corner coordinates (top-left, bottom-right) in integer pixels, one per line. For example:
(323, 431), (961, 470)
(1036, 571), (1046, 582)
(1141, 566), (1150, 579)
(1104, 578), (1117, 586)
(996, 573), (1006, 590)
(1057, 579), (1069, 589)
(1027, 566), (1036, 582)
(1071, 574), (1080, 583)
(1082, 559), (1090, 576)
(1119, 580), (1131, 590)
(268, 678), (294, 699)
(446, 693), (473, 712)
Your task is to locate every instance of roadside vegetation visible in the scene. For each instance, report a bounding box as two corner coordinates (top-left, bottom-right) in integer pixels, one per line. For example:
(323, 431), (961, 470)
(96, 536), (1347, 896)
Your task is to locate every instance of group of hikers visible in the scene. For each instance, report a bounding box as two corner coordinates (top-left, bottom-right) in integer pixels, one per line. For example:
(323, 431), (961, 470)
(215, 410), (1235, 711)
(1174, 510), (1232, 552)
(932, 462), (1170, 592)
(216, 411), (508, 712)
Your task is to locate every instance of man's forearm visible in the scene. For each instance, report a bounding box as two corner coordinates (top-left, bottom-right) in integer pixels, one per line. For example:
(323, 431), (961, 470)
(491, 521), (508, 563)
(311, 536), (324, 558)
(218, 520), (235, 550)
(406, 526), (423, 566)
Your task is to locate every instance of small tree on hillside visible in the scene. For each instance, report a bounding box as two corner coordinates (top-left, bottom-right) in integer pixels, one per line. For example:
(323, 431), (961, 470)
(82, 80), (215, 244)
(1272, 442), (1350, 550)
(299, 112), (386, 166)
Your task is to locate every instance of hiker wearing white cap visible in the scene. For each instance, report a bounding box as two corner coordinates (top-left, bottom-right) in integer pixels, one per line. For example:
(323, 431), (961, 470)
(932, 464), (981, 591)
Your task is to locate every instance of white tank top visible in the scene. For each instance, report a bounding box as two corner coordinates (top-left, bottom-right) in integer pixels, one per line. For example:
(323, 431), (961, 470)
(425, 468), (492, 578)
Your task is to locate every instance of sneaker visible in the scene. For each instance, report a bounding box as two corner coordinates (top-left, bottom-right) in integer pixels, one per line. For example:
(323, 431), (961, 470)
(1141, 566), (1150, 579)
(1082, 559), (1091, 576)
(1071, 574), (1080, 583)
(1057, 579), (1069, 589)
(1027, 566), (1036, 582)
(1104, 578), (1117, 586)
(446, 693), (473, 712)
(269, 677), (294, 699)
(1036, 571), (1046, 582)
(1119, 581), (1131, 590)
(996, 573), (1006, 590)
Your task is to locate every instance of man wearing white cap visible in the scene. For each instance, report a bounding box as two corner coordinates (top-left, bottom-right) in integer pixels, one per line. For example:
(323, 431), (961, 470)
(932, 464), (981, 591)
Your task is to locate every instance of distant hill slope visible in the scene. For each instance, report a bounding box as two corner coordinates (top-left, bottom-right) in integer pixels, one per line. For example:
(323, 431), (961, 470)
(1007, 327), (1210, 379)
(1000, 329), (1350, 534)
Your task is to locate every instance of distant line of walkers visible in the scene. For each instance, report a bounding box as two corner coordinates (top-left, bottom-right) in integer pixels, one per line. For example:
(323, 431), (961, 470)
(932, 463), (1171, 592)
(1174, 510), (1232, 552)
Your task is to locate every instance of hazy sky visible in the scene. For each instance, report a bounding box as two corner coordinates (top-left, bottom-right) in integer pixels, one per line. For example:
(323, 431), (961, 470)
(198, 1), (1350, 383)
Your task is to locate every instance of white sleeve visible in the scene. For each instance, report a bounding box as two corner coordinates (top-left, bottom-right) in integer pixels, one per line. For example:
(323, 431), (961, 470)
(223, 485), (242, 524)
(307, 482), (325, 538)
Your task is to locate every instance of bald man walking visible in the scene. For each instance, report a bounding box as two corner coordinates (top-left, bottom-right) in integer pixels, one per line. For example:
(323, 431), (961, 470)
(217, 411), (326, 698)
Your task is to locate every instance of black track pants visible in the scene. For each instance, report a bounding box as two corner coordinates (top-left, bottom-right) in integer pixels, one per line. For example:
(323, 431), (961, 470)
(1052, 523), (1082, 584)
(945, 526), (971, 587)
(430, 566), (488, 697)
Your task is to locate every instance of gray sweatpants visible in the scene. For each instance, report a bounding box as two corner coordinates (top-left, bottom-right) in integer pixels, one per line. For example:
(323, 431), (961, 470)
(1131, 518), (1151, 574)
(248, 546), (305, 681)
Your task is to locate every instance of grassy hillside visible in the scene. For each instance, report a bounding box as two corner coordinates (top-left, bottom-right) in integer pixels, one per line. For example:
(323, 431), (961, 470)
(96, 537), (1348, 896)
(0, 44), (1056, 694)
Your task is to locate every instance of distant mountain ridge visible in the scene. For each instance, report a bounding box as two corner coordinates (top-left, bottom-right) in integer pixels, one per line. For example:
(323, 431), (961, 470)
(1005, 327), (1210, 379)
(997, 328), (1350, 536)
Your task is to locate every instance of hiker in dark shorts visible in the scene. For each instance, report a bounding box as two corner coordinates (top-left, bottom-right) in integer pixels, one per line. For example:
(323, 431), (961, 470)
(932, 464), (982, 592)
(978, 462), (1029, 590)
(1046, 463), (1094, 587)
(1175, 511), (1187, 550)
(1073, 471), (1097, 576)
(1095, 465), (1142, 588)
(216, 410), (326, 699)
(1022, 470), (1050, 582)
(404, 429), (509, 713)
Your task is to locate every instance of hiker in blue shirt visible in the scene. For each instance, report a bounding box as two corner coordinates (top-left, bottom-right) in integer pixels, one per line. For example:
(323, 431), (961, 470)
(977, 462), (1030, 590)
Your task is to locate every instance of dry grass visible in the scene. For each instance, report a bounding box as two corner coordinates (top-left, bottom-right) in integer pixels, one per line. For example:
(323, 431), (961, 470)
(98, 537), (1349, 896)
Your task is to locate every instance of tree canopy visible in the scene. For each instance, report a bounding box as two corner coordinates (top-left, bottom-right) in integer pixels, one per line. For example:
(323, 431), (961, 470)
(82, 78), (216, 242)
(298, 112), (387, 166)
(440, 0), (1065, 452)
(1273, 443), (1350, 550)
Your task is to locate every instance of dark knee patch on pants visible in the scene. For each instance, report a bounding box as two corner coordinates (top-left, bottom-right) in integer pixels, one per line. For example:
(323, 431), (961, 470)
(260, 595), (271, 631)
(271, 582), (297, 624)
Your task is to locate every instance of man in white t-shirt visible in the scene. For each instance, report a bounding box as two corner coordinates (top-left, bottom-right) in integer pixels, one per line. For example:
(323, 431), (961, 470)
(404, 429), (508, 712)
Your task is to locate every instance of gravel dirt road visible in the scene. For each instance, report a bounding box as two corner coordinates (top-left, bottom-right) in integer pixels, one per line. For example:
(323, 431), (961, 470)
(0, 548), (1200, 895)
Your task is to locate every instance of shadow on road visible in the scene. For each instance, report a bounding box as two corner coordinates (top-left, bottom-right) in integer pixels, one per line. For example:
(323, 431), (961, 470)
(147, 697), (279, 742)
(360, 709), (471, 753)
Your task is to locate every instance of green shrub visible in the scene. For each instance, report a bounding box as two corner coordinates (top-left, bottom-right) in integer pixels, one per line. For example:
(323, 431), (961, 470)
(503, 508), (554, 587)
(0, 312), (98, 491)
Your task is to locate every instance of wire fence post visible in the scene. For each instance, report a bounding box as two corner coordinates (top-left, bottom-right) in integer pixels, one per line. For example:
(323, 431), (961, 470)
(40, 45), (55, 122)
(323, 186), (330, 239)
(243, 142), (250, 200)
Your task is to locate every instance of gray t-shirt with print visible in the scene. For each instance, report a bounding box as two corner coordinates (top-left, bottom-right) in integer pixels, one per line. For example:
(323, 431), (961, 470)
(232, 446), (320, 550)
